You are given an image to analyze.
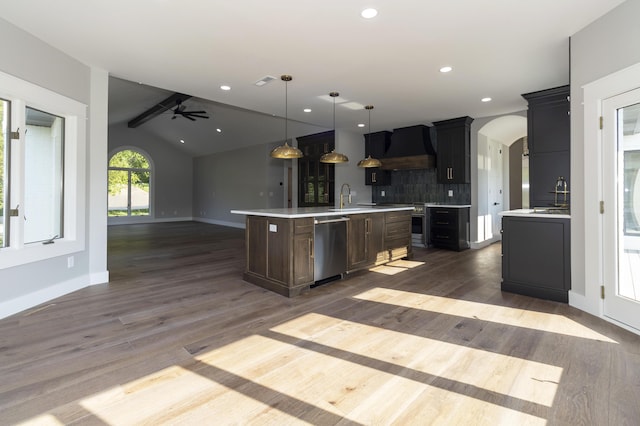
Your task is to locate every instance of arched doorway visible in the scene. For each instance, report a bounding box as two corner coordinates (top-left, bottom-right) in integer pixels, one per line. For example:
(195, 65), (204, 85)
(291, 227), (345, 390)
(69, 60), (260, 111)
(475, 115), (527, 244)
(108, 148), (153, 218)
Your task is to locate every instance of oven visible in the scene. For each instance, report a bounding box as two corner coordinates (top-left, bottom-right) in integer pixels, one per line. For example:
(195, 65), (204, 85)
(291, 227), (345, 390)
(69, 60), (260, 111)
(411, 203), (427, 247)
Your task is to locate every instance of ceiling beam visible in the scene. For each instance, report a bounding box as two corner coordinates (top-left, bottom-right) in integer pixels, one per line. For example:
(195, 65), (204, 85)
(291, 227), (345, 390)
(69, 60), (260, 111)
(127, 93), (192, 128)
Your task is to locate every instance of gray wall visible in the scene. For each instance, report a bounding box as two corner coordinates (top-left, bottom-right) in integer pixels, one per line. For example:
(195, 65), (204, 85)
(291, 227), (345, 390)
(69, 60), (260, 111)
(0, 17), (104, 316)
(108, 123), (194, 221)
(193, 142), (287, 227)
(570, 0), (640, 296)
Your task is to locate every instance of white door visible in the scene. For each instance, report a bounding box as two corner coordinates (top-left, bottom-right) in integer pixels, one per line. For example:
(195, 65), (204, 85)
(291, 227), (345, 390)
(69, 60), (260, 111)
(602, 87), (640, 331)
(488, 140), (504, 239)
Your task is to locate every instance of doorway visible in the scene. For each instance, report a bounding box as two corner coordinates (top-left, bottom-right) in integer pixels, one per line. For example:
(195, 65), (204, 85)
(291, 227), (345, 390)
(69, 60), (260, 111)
(602, 87), (640, 331)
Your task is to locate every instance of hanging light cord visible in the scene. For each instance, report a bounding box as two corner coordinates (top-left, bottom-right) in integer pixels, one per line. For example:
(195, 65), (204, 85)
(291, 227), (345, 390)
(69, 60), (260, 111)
(284, 77), (288, 143)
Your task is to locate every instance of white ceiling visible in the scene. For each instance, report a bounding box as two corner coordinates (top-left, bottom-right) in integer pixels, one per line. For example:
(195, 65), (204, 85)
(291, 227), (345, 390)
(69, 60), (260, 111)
(0, 0), (627, 157)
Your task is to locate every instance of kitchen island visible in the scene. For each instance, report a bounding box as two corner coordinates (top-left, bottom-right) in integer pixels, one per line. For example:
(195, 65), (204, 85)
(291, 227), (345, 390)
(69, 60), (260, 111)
(231, 206), (414, 297)
(500, 209), (571, 302)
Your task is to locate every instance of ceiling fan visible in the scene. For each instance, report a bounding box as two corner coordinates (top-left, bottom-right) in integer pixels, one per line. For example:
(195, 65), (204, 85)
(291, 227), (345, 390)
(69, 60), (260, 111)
(171, 99), (210, 121)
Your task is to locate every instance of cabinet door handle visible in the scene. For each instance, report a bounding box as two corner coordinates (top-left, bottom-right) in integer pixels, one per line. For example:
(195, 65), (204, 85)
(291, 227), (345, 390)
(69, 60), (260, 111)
(372, 172), (376, 182)
(309, 238), (314, 258)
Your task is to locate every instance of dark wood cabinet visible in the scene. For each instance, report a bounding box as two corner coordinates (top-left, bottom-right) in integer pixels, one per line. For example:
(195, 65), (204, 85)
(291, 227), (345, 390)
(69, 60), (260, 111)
(501, 215), (571, 302)
(347, 213), (385, 271)
(363, 131), (391, 186)
(297, 131), (335, 207)
(384, 210), (412, 260)
(521, 86), (570, 208)
(433, 116), (473, 184)
(244, 216), (314, 297)
(428, 206), (470, 251)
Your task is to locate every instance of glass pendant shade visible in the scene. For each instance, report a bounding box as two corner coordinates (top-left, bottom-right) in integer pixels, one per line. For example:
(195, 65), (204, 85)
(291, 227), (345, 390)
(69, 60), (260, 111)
(320, 91), (348, 164)
(358, 105), (381, 168)
(270, 75), (303, 159)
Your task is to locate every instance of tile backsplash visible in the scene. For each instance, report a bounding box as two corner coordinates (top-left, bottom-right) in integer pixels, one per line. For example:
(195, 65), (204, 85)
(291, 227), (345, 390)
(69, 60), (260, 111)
(371, 169), (471, 204)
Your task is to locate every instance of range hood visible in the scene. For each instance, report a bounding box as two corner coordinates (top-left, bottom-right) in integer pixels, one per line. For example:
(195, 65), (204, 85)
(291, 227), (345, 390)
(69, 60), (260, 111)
(380, 124), (437, 170)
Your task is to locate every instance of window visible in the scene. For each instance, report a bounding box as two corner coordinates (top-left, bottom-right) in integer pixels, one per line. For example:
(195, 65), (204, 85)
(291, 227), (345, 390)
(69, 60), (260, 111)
(0, 71), (86, 269)
(24, 107), (65, 243)
(108, 149), (151, 217)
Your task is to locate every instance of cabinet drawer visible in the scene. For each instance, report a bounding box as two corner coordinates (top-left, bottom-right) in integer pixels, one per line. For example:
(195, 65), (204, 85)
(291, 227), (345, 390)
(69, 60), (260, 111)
(429, 208), (458, 227)
(431, 227), (457, 243)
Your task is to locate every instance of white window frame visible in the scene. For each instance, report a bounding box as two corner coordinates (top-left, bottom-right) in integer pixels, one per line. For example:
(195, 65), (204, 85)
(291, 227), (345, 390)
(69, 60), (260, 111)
(0, 71), (86, 269)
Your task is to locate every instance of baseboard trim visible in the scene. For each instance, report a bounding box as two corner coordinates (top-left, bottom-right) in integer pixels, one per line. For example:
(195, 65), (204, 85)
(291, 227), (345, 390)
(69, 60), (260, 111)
(0, 275), (90, 319)
(90, 270), (109, 285)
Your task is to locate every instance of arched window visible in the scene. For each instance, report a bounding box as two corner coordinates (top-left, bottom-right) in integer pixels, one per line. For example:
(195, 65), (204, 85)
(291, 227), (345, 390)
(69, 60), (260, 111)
(108, 149), (152, 217)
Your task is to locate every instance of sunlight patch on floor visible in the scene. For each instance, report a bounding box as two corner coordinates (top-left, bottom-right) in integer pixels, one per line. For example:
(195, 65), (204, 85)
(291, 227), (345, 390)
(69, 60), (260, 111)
(369, 259), (425, 275)
(354, 287), (618, 343)
(271, 313), (562, 409)
(17, 414), (65, 425)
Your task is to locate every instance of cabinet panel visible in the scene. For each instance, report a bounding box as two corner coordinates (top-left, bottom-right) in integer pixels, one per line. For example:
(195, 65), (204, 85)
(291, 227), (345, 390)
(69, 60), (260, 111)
(266, 218), (289, 284)
(298, 131), (335, 207)
(522, 86), (570, 209)
(364, 131), (391, 186)
(246, 216), (267, 276)
(501, 216), (571, 302)
(433, 117), (473, 184)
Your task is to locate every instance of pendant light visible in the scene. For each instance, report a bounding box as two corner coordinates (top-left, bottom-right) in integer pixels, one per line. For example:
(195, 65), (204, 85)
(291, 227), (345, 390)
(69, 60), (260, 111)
(270, 75), (303, 159)
(357, 105), (382, 168)
(320, 91), (349, 164)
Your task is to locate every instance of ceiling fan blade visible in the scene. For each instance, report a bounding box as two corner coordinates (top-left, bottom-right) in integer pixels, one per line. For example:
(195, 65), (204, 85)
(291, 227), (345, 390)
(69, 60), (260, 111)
(182, 110), (207, 114)
(184, 115), (196, 121)
(186, 114), (209, 119)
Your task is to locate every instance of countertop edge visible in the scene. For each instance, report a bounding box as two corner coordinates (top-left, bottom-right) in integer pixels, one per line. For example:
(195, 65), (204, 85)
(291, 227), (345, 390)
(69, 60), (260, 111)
(230, 206), (415, 219)
(499, 209), (571, 219)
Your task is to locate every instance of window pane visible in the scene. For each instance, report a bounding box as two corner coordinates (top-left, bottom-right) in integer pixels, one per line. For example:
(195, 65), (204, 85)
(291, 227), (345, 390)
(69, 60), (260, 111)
(109, 150), (149, 169)
(108, 169), (129, 217)
(24, 107), (64, 244)
(0, 98), (9, 248)
(131, 171), (150, 216)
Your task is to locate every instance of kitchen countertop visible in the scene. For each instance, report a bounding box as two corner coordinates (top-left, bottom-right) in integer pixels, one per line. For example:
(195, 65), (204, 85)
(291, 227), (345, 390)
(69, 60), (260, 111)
(499, 208), (571, 219)
(425, 204), (471, 208)
(230, 205), (415, 219)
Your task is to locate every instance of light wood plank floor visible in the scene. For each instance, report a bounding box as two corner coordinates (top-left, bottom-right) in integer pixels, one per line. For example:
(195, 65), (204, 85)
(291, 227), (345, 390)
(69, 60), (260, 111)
(1, 221), (639, 425)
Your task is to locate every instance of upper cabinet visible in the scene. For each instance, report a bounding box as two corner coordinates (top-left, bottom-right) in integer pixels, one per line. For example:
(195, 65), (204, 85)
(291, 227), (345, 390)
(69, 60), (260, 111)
(433, 116), (473, 184)
(363, 131), (392, 186)
(297, 131), (335, 207)
(521, 86), (570, 208)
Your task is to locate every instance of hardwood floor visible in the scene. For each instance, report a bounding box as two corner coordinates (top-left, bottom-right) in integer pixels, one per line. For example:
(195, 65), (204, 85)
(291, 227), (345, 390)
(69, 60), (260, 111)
(1, 221), (639, 425)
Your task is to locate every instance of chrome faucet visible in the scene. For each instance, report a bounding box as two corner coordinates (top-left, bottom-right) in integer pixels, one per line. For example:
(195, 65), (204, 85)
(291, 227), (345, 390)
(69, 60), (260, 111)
(339, 183), (351, 209)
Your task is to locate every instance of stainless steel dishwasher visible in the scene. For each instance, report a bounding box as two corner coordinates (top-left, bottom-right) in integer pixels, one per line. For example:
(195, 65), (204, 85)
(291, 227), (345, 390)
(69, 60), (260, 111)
(313, 216), (349, 283)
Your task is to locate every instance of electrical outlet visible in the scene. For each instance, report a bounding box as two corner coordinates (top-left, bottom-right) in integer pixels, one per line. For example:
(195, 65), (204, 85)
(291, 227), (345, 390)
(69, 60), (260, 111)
(448, 190), (454, 197)
(381, 190), (386, 197)
(67, 256), (74, 268)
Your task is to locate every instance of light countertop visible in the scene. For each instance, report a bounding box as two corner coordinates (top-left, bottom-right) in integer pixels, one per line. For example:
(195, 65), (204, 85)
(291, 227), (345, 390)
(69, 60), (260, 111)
(230, 206), (415, 219)
(499, 208), (571, 219)
(425, 204), (471, 208)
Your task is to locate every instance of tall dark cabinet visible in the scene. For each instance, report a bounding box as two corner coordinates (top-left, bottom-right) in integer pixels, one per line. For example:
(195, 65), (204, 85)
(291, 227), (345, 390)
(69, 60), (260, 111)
(521, 86), (570, 208)
(297, 131), (335, 207)
(433, 116), (473, 184)
(364, 131), (392, 186)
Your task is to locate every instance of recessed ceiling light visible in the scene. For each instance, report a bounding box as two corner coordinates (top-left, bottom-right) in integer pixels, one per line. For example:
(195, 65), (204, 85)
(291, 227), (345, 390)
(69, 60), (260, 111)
(216, 128), (222, 133)
(304, 108), (312, 113)
(358, 123), (365, 128)
(440, 66), (453, 73)
(481, 97), (492, 102)
(179, 139), (185, 144)
(220, 85), (231, 91)
(361, 8), (378, 19)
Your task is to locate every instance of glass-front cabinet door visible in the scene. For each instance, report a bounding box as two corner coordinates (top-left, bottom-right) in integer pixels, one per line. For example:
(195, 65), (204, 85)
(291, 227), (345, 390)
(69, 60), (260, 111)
(297, 131), (335, 207)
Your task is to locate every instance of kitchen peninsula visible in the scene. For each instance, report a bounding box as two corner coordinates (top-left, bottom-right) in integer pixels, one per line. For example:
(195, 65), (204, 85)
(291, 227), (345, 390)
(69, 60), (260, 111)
(231, 206), (414, 297)
(500, 209), (571, 302)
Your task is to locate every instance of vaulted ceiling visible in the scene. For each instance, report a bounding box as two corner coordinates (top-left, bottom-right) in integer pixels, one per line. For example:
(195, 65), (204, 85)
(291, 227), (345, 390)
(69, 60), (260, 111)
(0, 0), (627, 156)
